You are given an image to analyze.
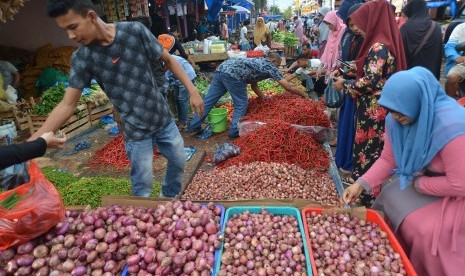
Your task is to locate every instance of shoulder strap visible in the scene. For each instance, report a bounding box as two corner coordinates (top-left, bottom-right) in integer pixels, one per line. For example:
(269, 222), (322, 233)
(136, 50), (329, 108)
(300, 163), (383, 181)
(413, 22), (436, 57)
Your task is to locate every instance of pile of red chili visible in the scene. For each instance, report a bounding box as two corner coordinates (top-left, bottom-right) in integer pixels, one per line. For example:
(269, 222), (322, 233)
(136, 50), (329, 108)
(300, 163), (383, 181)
(243, 93), (331, 127)
(221, 122), (330, 172)
(88, 135), (157, 171)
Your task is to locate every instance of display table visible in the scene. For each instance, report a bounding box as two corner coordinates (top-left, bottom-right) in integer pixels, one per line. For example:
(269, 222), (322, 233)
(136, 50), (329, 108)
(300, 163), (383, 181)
(190, 53), (228, 63)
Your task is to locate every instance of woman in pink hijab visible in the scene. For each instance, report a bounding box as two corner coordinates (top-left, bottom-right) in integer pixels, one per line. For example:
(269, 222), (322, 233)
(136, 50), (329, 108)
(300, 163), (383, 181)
(318, 11), (346, 80)
(295, 18), (307, 54)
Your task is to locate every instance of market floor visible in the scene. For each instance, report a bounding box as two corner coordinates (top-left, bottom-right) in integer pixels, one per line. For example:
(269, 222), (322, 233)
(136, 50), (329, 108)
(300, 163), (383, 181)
(26, 124), (231, 182)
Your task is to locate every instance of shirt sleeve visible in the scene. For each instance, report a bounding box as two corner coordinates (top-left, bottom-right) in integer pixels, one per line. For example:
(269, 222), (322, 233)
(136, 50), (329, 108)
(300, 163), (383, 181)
(0, 138), (47, 170)
(268, 66), (284, 81)
(5, 62), (18, 73)
(358, 132), (396, 192)
(295, 68), (304, 75)
(415, 135), (465, 197)
(445, 23), (465, 60)
(137, 22), (163, 62)
(69, 51), (92, 89)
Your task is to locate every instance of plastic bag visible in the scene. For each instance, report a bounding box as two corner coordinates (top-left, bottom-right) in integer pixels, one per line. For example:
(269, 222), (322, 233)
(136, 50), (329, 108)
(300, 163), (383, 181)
(197, 125), (213, 139)
(6, 85), (17, 104)
(0, 161), (65, 249)
(213, 143), (240, 165)
(0, 136), (29, 190)
(324, 78), (343, 108)
(238, 121), (334, 143)
(184, 146), (198, 162)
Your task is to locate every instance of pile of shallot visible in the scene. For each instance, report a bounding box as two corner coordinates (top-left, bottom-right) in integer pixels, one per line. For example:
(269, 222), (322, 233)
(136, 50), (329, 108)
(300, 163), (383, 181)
(182, 162), (339, 206)
(218, 209), (308, 276)
(0, 201), (222, 276)
(306, 211), (407, 276)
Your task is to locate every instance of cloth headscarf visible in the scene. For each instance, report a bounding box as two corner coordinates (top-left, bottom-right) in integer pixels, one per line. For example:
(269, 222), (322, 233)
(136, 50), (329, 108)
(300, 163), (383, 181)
(378, 67), (465, 190)
(318, 7), (331, 43)
(337, 0), (365, 21)
(349, 0), (407, 79)
(340, 3), (364, 61)
(400, 0), (437, 69)
(295, 19), (305, 44)
(319, 11), (346, 76)
(158, 34), (175, 52)
(253, 17), (269, 46)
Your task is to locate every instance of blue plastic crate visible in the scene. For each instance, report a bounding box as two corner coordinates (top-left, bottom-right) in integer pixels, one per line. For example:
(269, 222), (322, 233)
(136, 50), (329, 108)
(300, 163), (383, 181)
(121, 203), (225, 276)
(214, 206), (313, 275)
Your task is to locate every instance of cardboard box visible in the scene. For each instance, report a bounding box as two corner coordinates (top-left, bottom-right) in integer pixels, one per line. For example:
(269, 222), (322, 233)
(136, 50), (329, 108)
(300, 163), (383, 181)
(101, 195), (328, 210)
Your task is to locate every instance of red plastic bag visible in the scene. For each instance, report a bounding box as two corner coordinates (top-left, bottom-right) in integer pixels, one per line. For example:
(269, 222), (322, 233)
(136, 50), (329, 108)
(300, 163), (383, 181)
(0, 161), (65, 250)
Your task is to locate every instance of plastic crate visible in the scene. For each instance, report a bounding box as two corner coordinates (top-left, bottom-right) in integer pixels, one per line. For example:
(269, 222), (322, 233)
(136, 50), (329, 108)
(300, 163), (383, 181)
(122, 203), (225, 276)
(214, 206), (313, 275)
(301, 207), (417, 276)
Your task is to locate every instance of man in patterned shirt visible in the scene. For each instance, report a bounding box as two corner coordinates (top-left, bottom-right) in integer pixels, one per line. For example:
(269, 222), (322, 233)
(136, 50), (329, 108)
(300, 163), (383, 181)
(29, 0), (204, 198)
(188, 53), (307, 138)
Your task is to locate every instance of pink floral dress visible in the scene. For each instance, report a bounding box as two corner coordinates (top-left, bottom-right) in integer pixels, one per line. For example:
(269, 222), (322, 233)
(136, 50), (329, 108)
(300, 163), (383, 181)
(343, 42), (396, 205)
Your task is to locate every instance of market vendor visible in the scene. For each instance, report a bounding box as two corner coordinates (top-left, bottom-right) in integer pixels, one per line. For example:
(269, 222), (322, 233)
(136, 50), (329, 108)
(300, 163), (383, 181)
(240, 20), (251, 51)
(283, 43), (317, 72)
(158, 25), (197, 68)
(188, 52), (307, 138)
(0, 132), (66, 170)
(285, 54), (321, 100)
(35, 0), (204, 198)
(0, 60), (20, 90)
(161, 52), (197, 131)
(342, 67), (465, 275)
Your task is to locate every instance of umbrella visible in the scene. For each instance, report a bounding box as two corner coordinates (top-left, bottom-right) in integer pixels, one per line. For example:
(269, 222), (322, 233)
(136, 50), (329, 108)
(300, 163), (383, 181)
(231, 5), (250, 14)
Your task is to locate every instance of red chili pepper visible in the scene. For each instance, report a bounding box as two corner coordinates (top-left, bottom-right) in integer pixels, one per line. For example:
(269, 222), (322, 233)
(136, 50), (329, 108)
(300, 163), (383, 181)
(220, 122), (330, 172)
(88, 135), (158, 172)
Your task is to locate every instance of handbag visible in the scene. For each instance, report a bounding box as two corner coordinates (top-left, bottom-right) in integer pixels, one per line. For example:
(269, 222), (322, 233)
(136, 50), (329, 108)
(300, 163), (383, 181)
(324, 78), (343, 108)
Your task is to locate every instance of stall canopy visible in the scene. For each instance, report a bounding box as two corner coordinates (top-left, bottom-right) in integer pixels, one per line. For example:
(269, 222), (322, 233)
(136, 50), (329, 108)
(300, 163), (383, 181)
(264, 14), (282, 21)
(229, 0), (254, 10)
(206, 0), (224, 21)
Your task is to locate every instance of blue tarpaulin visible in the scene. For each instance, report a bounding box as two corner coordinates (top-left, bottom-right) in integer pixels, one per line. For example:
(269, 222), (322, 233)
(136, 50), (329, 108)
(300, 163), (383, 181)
(206, 0), (224, 21)
(230, 0), (254, 10)
(264, 14), (282, 21)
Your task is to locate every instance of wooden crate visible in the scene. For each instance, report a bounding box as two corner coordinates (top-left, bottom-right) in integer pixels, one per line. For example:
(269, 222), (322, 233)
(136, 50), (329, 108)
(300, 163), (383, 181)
(28, 103), (91, 139)
(284, 46), (298, 58)
(86, 102), (113, 126)
(0, 107), (29, 131)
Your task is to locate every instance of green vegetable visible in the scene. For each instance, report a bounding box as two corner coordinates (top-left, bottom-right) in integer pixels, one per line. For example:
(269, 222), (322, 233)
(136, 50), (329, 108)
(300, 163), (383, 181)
(42, 167), (79, 190)
(0, 190), (30, 210)
(33, 84), (67, 116)
(194, 75), (210, 98)
(258, 80), (285, 93)
(60, 177), (161, 208)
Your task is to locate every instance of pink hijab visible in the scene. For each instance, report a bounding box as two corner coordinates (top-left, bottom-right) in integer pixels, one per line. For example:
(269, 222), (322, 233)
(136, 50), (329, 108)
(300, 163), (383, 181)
(319, 11), (346, 77)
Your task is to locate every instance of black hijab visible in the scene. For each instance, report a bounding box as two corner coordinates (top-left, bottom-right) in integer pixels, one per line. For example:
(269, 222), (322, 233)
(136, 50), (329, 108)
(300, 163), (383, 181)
(341, 3), (364, 62)
(400, 0), (433, 55)
(400, 0), (443, 79)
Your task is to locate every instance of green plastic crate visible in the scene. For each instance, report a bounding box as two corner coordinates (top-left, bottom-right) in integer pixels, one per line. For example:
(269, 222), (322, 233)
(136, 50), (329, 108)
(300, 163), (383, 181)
(214, 206), (313, 275)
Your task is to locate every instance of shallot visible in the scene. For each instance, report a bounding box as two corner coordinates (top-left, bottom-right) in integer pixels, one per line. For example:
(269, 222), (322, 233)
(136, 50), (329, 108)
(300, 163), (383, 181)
(218, 209), (307, 275)
(307, 211), (408, 275)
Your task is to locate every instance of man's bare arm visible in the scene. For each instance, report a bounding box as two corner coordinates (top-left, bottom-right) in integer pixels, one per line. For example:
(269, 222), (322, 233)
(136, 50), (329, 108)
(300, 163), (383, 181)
(28, 87), (83, 140)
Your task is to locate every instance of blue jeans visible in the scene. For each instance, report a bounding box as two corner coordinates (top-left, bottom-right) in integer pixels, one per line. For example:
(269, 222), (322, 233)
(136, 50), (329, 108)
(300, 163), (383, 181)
(125, 120), (185, 197)
(171, 81), (190, 125)
(188, 72), (247, 137)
